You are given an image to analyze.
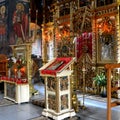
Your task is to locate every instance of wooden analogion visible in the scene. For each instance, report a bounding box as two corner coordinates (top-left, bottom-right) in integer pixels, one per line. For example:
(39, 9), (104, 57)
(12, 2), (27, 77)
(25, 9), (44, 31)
(39, 57), (76, 120)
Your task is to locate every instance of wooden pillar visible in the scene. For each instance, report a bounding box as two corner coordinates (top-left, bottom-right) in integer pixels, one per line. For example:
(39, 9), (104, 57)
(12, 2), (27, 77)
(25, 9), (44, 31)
(107, 68), (112, 120)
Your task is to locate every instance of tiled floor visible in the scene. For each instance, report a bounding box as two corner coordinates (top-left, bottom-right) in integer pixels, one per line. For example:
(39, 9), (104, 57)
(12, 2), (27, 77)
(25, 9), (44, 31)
(0, 82), (120, 120)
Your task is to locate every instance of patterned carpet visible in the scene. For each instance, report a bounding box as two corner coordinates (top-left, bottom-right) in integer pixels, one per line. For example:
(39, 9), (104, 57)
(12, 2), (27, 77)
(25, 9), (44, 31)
(77, 94), (117, 102)
(30, 94), (45, 108)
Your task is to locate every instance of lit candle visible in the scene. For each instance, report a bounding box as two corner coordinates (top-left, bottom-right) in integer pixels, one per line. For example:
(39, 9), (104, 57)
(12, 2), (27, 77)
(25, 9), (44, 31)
(14, 69), (17, 78)
(29, 8), (31, 14)
(36, 10), (38, 15)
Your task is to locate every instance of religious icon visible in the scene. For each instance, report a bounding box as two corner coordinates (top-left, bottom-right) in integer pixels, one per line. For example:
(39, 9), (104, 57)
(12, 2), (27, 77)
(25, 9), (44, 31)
(60, 76), (68, 91)
(0, 5), (7, 45)
(61, 94), (68, 110)
(13, 3), (29, 43)
(100, 34), (114, 61)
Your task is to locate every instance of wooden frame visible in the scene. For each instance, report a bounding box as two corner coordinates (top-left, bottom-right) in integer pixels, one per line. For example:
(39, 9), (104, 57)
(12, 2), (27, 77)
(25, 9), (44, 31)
(11, 45), (27, 79)
(96, 16), (116, 63)
(97, 34), (115, 63)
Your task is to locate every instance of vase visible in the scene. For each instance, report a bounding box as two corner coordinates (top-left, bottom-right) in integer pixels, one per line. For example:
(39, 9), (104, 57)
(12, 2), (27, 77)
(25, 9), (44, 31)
(17, 70), (21, 78)
(100, 86), (107, 97)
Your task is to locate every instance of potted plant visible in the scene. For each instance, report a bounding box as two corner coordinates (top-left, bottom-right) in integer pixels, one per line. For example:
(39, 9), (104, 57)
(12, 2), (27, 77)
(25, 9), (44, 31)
(92, 72), (107, 97)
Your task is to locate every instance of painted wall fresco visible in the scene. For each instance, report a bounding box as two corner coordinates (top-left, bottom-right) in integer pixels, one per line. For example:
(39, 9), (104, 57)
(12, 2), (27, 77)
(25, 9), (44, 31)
(0, 0), (30, 57)
(9, 0), (30, 45)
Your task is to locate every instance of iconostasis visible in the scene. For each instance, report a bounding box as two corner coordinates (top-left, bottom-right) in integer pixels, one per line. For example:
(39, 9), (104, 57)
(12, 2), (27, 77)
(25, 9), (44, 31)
(56, 25), (74, 57)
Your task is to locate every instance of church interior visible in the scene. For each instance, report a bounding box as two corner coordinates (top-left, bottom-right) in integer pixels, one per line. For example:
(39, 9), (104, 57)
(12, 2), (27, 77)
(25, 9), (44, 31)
(1, 0), (120, 120)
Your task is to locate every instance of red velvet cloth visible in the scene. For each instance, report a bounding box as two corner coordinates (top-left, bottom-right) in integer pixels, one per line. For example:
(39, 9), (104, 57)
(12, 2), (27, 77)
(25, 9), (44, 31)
(40, 57), (73, 76)
(76, 32), (92, 60)
(0, 76), (28, 84)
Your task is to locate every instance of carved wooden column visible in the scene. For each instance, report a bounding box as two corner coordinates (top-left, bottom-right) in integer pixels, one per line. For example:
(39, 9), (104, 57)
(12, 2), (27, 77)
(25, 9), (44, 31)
(116, 2), (120, 63)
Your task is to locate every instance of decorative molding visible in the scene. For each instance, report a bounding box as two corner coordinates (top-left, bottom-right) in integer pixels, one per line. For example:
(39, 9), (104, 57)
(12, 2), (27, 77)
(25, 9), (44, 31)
(94, 3), (118, 18)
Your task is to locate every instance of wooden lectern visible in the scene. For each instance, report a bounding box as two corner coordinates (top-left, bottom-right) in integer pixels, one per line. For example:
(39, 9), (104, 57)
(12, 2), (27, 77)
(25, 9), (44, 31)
(39, 57), (76, 120)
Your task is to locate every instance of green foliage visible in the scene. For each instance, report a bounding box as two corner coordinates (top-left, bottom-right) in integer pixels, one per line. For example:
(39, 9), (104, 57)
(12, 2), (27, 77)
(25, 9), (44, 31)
(16, 57), (26, 70)
(93, 72), (107, 87)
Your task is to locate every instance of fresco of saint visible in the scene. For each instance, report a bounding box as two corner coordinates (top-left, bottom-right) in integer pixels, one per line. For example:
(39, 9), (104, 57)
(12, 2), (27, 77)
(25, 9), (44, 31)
(13, 3), (28, 43)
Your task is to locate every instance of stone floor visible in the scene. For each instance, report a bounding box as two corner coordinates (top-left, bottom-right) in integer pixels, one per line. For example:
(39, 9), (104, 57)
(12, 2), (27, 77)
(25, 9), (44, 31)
(0, 82), (120, 120)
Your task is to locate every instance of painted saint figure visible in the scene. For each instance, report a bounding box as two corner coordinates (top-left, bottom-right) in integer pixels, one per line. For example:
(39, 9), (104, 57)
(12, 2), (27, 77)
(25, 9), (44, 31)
(0, 5), (7, 45)
(13, 3), (28, 43)
(100, 35), (113, 60)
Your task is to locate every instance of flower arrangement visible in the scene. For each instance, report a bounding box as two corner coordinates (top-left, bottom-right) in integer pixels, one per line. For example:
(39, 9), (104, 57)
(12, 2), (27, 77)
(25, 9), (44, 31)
(7, 55), (26, 78)
(7, 57), (16, 68)
(7, 55), (26, 70)
(16, 55), (26, 70)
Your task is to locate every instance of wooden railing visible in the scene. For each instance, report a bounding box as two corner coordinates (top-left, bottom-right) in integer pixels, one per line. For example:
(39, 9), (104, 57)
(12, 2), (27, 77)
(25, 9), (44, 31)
(105, 63), (120, 120)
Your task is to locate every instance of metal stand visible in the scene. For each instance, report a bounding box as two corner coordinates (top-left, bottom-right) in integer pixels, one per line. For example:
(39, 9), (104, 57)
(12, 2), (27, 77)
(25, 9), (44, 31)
(81, 59), (87, 110)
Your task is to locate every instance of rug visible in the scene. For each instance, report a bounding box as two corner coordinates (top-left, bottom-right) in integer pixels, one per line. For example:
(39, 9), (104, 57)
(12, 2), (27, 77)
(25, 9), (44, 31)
(30, 94), (45, 108)
(31, 99), (45, 108)
(77, 94), (117, 102)
(0, 98), (15, 107)
(31, 93), (117, 108)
